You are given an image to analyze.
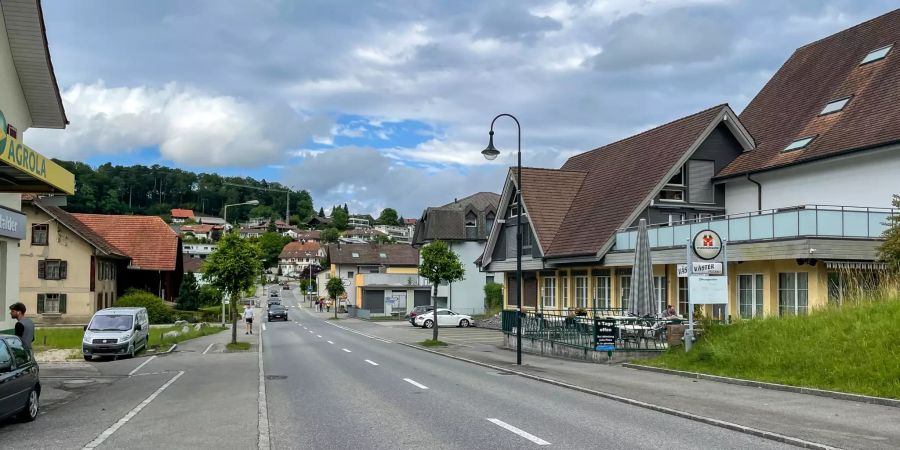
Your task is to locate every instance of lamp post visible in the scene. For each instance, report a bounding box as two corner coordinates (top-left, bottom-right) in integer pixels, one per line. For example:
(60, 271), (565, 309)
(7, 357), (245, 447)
(221, 200), (260, 326)
(481, 113), (523, 365)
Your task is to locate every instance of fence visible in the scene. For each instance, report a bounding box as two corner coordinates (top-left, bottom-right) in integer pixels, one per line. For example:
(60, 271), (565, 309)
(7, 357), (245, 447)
(501, 310), (676, 352)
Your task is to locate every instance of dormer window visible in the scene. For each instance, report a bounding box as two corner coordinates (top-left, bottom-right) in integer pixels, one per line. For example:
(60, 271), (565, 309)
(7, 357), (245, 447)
(819, 96), (851, 115)
(666, 166), (684, 186)
(465, 211), (477, 239)
(783, 136), (816, 152)
(485, 211), (496, 234)
(860, 44), (892, 65)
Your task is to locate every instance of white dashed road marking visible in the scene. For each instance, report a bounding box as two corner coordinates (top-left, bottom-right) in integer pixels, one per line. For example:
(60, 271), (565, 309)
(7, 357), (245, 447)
(342, 348), (352, 353)
(487, 419), (551, 446)
(128, 355), (156, 376)
(202, 344), (214, 355)
(365, 360), (379, 366)
(403, 378), (429, 390)
(327, 341), (334, 344)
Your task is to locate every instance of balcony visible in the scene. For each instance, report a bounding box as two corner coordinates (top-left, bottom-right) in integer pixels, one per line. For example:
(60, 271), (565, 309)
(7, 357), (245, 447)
(614, 205), (897, 251)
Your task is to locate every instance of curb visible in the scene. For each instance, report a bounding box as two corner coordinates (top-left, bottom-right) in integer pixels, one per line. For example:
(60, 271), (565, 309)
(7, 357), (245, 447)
(623, 363), (900, 409)
(397, 342), (838, 450)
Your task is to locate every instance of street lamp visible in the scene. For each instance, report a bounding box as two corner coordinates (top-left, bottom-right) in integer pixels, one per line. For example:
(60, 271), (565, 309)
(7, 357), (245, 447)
(221, 199), (260, 326)
(482, 113), (523, 365)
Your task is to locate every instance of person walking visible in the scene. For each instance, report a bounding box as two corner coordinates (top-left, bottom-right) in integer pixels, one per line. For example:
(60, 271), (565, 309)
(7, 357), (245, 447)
(243, 304), (254, 335)
(9, 302), (34, 354)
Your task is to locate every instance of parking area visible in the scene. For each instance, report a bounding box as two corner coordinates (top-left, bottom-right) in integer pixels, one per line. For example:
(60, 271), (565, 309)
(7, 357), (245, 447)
(426, 327), (503, 347)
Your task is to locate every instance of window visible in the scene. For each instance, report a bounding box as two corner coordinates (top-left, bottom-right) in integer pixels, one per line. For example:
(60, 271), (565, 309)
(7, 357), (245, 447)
(659, 189), (684, 202)
(654, 276), (667, 315)
(574, 275), (588, 308)
(37, 293), (67, 314)
(486, 212), (496, 234)
(38, 260), (68, 280)
(351, 252), (359, 258)
(542, 276), (556, 308)
(667, 166), (684, 186)
(347, 271), (354, 278)
(7, 338), (30, 367)
(507, 193), (520, 218)
(619, 274), (631, 310)
(667, 213), (685, 226)
(31, 224), (49, 246)
(738, 274), (764, 318)
(696, 213), (713, 222)
(593, 275), (611, 309)
(779, 272), (808, 316)
(819, 97), (851, 115)
(860, 44), (892, 65)
(559, 273), (569, 308)
(6, 124), (17, 139)
(0, 340), (11, 368)
(688, 160), (715, 204)
(522, 228), (533, 252)
(678, 277), (689, 316)
(783, 136), (815, 152)
(486, 275), (495, 284)
(465, 212), (477, 239)
(379, 253), (387, 258)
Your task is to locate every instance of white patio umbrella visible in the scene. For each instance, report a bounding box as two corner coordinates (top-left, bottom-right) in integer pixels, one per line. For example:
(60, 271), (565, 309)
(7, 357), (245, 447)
(629, 218), (657, 317)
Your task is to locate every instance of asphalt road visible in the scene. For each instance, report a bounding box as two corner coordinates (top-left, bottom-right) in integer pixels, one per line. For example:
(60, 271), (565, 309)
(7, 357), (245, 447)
(265, 290), (794, 450)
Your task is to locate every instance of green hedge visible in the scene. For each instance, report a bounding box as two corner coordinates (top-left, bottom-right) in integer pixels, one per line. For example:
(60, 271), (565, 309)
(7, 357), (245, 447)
(114, 290), (174, 324)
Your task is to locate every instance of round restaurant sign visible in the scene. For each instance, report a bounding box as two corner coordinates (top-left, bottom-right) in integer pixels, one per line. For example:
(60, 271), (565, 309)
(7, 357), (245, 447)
(692, 229), (723, 260)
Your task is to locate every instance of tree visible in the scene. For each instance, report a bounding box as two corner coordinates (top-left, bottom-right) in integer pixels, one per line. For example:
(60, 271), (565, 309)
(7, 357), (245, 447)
(203, 232), (262, 343)
(397, 215), (405, 227)
(343, 203), (349, 214)
(249, 205), (278, 220)
(332, 207), (349, 230)
(258, 231), (291, 269)
(176, 272), (200, 311)
(326, 277), (345, 319)
(376, 208), (399, 226)
(418, 240), (465, 342)
(318, 207), (325, 217)
(373, 233), (394, 245)
(879, 194), (900, 270)
(322, 227), (340, 244)
(267, 219), (277, 233)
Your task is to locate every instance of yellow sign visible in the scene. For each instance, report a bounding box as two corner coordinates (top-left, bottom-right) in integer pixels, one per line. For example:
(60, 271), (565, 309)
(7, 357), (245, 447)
(0, 110), (74, 195)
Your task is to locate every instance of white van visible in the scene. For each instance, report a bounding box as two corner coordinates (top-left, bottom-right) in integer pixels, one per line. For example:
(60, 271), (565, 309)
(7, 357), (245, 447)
(82, 307), (149, 361)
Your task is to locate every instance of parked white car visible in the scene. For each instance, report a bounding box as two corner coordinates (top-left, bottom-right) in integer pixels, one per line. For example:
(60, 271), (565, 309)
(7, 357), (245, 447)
(414, 309), (473, 329)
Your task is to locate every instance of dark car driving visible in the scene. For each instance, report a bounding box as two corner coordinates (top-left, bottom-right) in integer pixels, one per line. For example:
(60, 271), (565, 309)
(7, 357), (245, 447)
(0, 336), (40, 423)
(268, 305), (288, 321)
(405, 305), (434, 325)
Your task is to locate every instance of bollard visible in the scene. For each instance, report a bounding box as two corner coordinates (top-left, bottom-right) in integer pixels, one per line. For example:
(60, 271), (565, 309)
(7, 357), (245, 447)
(684, 329), (694, 352)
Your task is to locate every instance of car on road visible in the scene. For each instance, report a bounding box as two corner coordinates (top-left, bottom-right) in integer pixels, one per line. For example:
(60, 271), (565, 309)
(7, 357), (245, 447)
(282, 283), (290, 290)
(82, 307), (149, 361)
(267, 305), (288, 321)
(0, 335), (40, 423)
(405, 305), (434, 325)
(267, 299), (281, 309)
(414, 309), (473, 329)
(269, 290), (279, 298)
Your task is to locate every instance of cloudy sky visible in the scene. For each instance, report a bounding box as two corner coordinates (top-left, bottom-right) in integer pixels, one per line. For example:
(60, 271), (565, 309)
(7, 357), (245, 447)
(28, 0), (898, 217)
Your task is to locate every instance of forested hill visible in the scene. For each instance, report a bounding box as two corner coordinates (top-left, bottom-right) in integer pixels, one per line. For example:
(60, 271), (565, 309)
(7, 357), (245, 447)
(54, 160), (315, 223)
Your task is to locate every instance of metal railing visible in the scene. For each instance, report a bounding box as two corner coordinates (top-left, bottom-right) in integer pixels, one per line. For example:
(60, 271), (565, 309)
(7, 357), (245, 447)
(502, 310), (677, 352)
(614, 204), (898, 251)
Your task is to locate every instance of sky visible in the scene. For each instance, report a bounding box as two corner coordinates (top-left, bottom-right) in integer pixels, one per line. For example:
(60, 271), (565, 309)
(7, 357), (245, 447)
(27, 0), (899, 218)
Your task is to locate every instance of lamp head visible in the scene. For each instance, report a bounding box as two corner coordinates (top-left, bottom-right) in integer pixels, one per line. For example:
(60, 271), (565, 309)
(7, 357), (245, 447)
(247, 200), (260, 206)
(481, 130), (500, 161)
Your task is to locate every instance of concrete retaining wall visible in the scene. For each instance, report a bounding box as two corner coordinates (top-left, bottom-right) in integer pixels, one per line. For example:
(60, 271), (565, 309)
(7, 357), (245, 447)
(503, 334), (661, 364)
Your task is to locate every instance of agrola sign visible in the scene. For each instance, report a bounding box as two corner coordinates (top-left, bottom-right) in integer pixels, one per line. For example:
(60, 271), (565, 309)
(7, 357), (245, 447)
(692, 229), (722, 260)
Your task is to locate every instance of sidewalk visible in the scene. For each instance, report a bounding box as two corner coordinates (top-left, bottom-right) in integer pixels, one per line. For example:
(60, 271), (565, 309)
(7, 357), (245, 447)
(328, 316), (900, 450)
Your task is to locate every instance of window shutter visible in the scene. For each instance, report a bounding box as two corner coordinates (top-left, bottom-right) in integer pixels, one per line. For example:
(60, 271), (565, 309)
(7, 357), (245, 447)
(37, 294), (45, 314)
(60, 294), (67, 314)
(60, 261), (68, 279)
(38, 260), (46, 279)
(688, 160), (715, 203)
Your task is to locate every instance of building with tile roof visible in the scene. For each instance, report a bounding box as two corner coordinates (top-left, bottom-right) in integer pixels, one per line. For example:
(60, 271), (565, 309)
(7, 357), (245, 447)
(170, 208), (195, 223)
(481, 9), (900, 320)
(278, 241), (324, 277)
(322, 243), (423, 310)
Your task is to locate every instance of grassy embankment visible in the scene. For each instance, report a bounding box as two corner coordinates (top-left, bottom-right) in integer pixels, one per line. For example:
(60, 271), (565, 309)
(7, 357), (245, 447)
(34, 324), (225, 353)
(639, 296), (900, 399)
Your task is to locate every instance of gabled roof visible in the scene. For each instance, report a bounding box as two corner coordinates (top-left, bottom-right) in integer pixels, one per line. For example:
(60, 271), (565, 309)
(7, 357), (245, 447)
(181, 224), (214, 233)
(328, 243), (419, 266)
(413, 192), (500, 244)
(171, 209), (194, 219)
(279, 241), (322, 259)
(720, 8), (900, 178)
(27, 198), (126, 258)
(514, 168), (586, 251)
(548, 105), (735, 258)
(73, 213), (180, 271)
(182, 255), (203, 274)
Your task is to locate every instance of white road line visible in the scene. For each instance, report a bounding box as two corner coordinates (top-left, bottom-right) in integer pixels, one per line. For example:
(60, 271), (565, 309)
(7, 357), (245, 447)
(128, 355), (156, 376)
(262, 324), (267, 331)
(365, 360), (379, 366)
(82, 371), (185, 449)
(308, 330), (313, 333)
(486, 419), (551, 446)
(327, 341), (334, 344)
(322, 320), (394, 343)
(257, 322), (270, 450)
(202, 343), (214, 355)
(317, 335), (322, 338)
(403, 378), (429, 390)
(342, 348), (352, 353)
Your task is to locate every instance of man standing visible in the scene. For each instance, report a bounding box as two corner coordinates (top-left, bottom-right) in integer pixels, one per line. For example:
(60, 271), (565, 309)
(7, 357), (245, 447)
(243, 304), (254, 335)
(9, 302), (34, 353)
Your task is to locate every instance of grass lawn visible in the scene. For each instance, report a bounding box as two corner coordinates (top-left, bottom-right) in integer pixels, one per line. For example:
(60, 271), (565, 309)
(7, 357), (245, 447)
(638, 297), (900, 399)
(33, 327), (83, 351)
(146, 324), (225, 351)
(419, 339), (448, 347)
(226, 342), (251, 351)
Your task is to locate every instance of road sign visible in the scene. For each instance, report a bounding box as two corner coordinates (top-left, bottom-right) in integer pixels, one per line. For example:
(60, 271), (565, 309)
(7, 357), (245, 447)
(224, 300), (230, 305)
(341, 278), (352, 286)
(594, 319), (616, 352)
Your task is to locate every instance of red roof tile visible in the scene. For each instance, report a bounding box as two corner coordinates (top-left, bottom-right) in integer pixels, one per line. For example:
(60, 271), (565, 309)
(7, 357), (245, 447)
(515, 168), (586, 251)
(171, 208), (194, 219)
(279, 241), (322, 259)
(181, 224), (214, 233)
(74, 214), (180, 271)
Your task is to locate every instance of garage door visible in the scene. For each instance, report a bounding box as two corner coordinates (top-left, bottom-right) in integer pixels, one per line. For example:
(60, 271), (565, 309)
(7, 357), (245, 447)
(362, 290), (385, 313)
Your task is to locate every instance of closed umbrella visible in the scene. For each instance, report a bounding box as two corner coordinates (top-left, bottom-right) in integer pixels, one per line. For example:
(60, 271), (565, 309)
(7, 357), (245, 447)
(629, 218), (657, 317)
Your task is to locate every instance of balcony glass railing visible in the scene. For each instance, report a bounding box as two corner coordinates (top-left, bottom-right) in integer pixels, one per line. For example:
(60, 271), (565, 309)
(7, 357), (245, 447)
(614, 205), (897, 251)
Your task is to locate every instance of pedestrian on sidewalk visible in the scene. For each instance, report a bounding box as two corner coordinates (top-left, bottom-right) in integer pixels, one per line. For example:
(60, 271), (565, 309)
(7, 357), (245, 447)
(8, 302), (34, 354)
(243, 304), (254, 335)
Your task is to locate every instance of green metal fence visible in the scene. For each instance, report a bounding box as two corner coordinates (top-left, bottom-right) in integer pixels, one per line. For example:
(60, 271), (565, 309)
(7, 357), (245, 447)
(501, 310), (678, 352)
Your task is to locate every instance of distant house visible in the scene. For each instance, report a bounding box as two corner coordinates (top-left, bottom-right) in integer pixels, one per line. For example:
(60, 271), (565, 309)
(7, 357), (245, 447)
(293, 229), (321, 242)
(239, 227), (263, 239)
(180, 224), (218, 241)
(182, 255), (207, 286)
(196, 216), (226, 226)
(183, 243), (217, 259)
(342, 228), (383, 242)
(278, 241), (324, 277)
(306, 216), (333, 228)
(413, 192), (500, 314)
(171, 208), (194, 224)
(348, 217), (371, 229)
(373, 225), (412, 244)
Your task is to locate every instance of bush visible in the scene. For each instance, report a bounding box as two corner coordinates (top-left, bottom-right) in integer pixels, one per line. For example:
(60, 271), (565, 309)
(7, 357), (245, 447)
(114, 290), (174, 324)
(484, 282), (504, 310)
(199, 285), (223, 307)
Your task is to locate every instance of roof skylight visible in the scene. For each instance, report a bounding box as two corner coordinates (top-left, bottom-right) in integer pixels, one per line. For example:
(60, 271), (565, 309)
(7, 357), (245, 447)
(379, 253), (387, 258)
(351, 252), (359, 258)
(783, 136), (816, 152)
(860, 44), (892, 65)
(820, 96), (851, 115)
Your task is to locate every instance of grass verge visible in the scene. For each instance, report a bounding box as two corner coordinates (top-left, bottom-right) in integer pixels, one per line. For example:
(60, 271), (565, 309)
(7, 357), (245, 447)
(226, 342), (251, 351)
(146, 324), (225, 351)
(327, 317), (342, 320)
(366, 315), (404, 321)
(637, 297), (900, 399)
(419, 339), (448, 347)
(33, 327), (83, 351)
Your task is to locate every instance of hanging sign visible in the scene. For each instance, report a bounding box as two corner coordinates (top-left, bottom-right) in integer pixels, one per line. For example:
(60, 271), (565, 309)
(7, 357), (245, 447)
(692, 229), (723, 260)
(677, 262), (723, 277)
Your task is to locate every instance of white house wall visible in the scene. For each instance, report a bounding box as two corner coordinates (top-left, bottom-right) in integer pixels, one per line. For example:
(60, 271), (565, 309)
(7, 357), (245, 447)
(437, 241), (495, 315)
(724, 147), (900, 215)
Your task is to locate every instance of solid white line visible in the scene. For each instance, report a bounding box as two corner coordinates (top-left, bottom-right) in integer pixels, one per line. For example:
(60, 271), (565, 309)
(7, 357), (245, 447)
(258, 322), (270, 449)
(128, 355), (156, 376)
(403, 378), (428, 390)
(365, 360), (379, 366)
(82, 371), (185, 449)
(202, 343), (215, 355)
(262, 324), (267, 331)
(486, 419), (551, 446)
(327, 341), (334, 344)
(342, 348), (352, 353)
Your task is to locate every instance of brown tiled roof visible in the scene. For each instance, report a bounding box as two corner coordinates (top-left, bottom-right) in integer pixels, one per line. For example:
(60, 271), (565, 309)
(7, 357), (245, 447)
(403, 218), (417, 225)
(546, 105), (729, 258)
(181, 224), (214, 233)
(720, 9), (900, 178)
(515, 168), (586, 251)
(182, 255), (203, 273)
(171, 208), (194, 219)
(413, 192), (501, 244)
(73, 213), (180, 271)
(296, 229), (321, 240)
(28, 199), (127, 258)
(279, 241), (322, 259)
(327, 243), (419, 266)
